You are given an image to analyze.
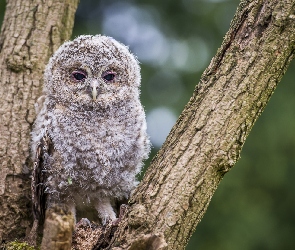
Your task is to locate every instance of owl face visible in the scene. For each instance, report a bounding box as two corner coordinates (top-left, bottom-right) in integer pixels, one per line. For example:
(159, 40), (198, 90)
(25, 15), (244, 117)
(44, 35), (141, 110)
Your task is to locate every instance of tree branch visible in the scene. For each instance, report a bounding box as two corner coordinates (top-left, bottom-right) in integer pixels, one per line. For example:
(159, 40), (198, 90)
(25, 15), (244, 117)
(109, 0), (295, 249)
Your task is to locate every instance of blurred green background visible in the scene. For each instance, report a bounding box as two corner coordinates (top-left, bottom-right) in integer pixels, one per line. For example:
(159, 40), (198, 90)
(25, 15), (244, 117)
(1, 0), (295, 249)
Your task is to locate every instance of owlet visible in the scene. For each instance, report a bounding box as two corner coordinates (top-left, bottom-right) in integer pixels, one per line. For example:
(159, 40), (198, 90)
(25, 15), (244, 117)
(31, 35), (150, 225)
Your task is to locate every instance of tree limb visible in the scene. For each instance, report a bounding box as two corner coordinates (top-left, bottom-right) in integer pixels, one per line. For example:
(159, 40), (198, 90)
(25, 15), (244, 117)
(109, 0), (295, 249)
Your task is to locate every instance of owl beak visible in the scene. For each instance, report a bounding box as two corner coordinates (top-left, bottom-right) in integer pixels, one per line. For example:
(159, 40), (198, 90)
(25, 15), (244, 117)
(90, 80), (99, 101)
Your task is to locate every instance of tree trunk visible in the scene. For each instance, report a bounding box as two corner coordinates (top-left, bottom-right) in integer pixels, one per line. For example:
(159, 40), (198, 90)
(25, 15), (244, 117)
(109, 0), (295, 249)
(0, 0), (79, 243)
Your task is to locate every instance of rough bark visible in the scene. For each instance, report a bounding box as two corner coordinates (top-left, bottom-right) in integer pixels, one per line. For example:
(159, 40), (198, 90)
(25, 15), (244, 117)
(0, 0), (79, 243)
(40, 207), (74, 250)
(108, 0), (295, 249)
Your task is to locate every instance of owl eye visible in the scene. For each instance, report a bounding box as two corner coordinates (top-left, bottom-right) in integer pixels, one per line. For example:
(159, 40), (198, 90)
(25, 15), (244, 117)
(103, 72), (115, 82)
(72, 71), (87, 81)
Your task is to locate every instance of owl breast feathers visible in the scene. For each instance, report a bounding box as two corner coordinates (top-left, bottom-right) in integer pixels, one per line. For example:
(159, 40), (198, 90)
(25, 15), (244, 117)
(31, 35), (150, 224)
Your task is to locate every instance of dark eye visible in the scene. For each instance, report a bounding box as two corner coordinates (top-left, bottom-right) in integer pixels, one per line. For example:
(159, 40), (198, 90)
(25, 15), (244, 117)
(103, 73), (115, 81)
(72, 71), (86, 81)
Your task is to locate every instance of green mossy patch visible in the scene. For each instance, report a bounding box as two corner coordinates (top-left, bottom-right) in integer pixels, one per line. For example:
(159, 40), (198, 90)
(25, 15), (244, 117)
(5, 241), (38, 250)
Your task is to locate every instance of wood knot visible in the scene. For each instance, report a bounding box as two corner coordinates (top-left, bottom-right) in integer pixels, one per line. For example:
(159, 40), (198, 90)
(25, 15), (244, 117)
(128, 204), (149, 229)
(6, 51), (35, 72)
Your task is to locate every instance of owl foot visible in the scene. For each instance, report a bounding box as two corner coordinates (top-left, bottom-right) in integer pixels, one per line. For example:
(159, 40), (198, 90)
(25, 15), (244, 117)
(94, 197), (116, 225)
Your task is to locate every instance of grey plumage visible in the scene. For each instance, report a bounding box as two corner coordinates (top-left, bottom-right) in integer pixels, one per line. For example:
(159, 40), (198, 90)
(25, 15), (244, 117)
(31, 35), (150, 224)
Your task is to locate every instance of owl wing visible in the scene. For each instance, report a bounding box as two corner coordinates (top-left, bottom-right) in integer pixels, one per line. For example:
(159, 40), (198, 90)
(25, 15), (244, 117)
(31, 130), (53, 224)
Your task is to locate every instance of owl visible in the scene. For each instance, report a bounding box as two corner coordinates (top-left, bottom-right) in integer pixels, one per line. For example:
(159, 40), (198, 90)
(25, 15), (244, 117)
(31, 35), (150, 226)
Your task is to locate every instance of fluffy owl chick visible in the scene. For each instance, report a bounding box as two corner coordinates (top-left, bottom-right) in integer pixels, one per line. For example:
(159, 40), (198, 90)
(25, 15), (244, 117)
(31, 35), (150, 225)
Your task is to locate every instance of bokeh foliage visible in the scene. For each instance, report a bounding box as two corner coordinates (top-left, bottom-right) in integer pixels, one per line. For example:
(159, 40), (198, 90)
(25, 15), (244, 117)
(1, 0), (295, 249)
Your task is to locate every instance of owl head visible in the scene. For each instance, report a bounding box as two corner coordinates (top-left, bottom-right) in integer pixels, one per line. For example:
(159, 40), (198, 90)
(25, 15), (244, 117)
(44, 35), (141, 110)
